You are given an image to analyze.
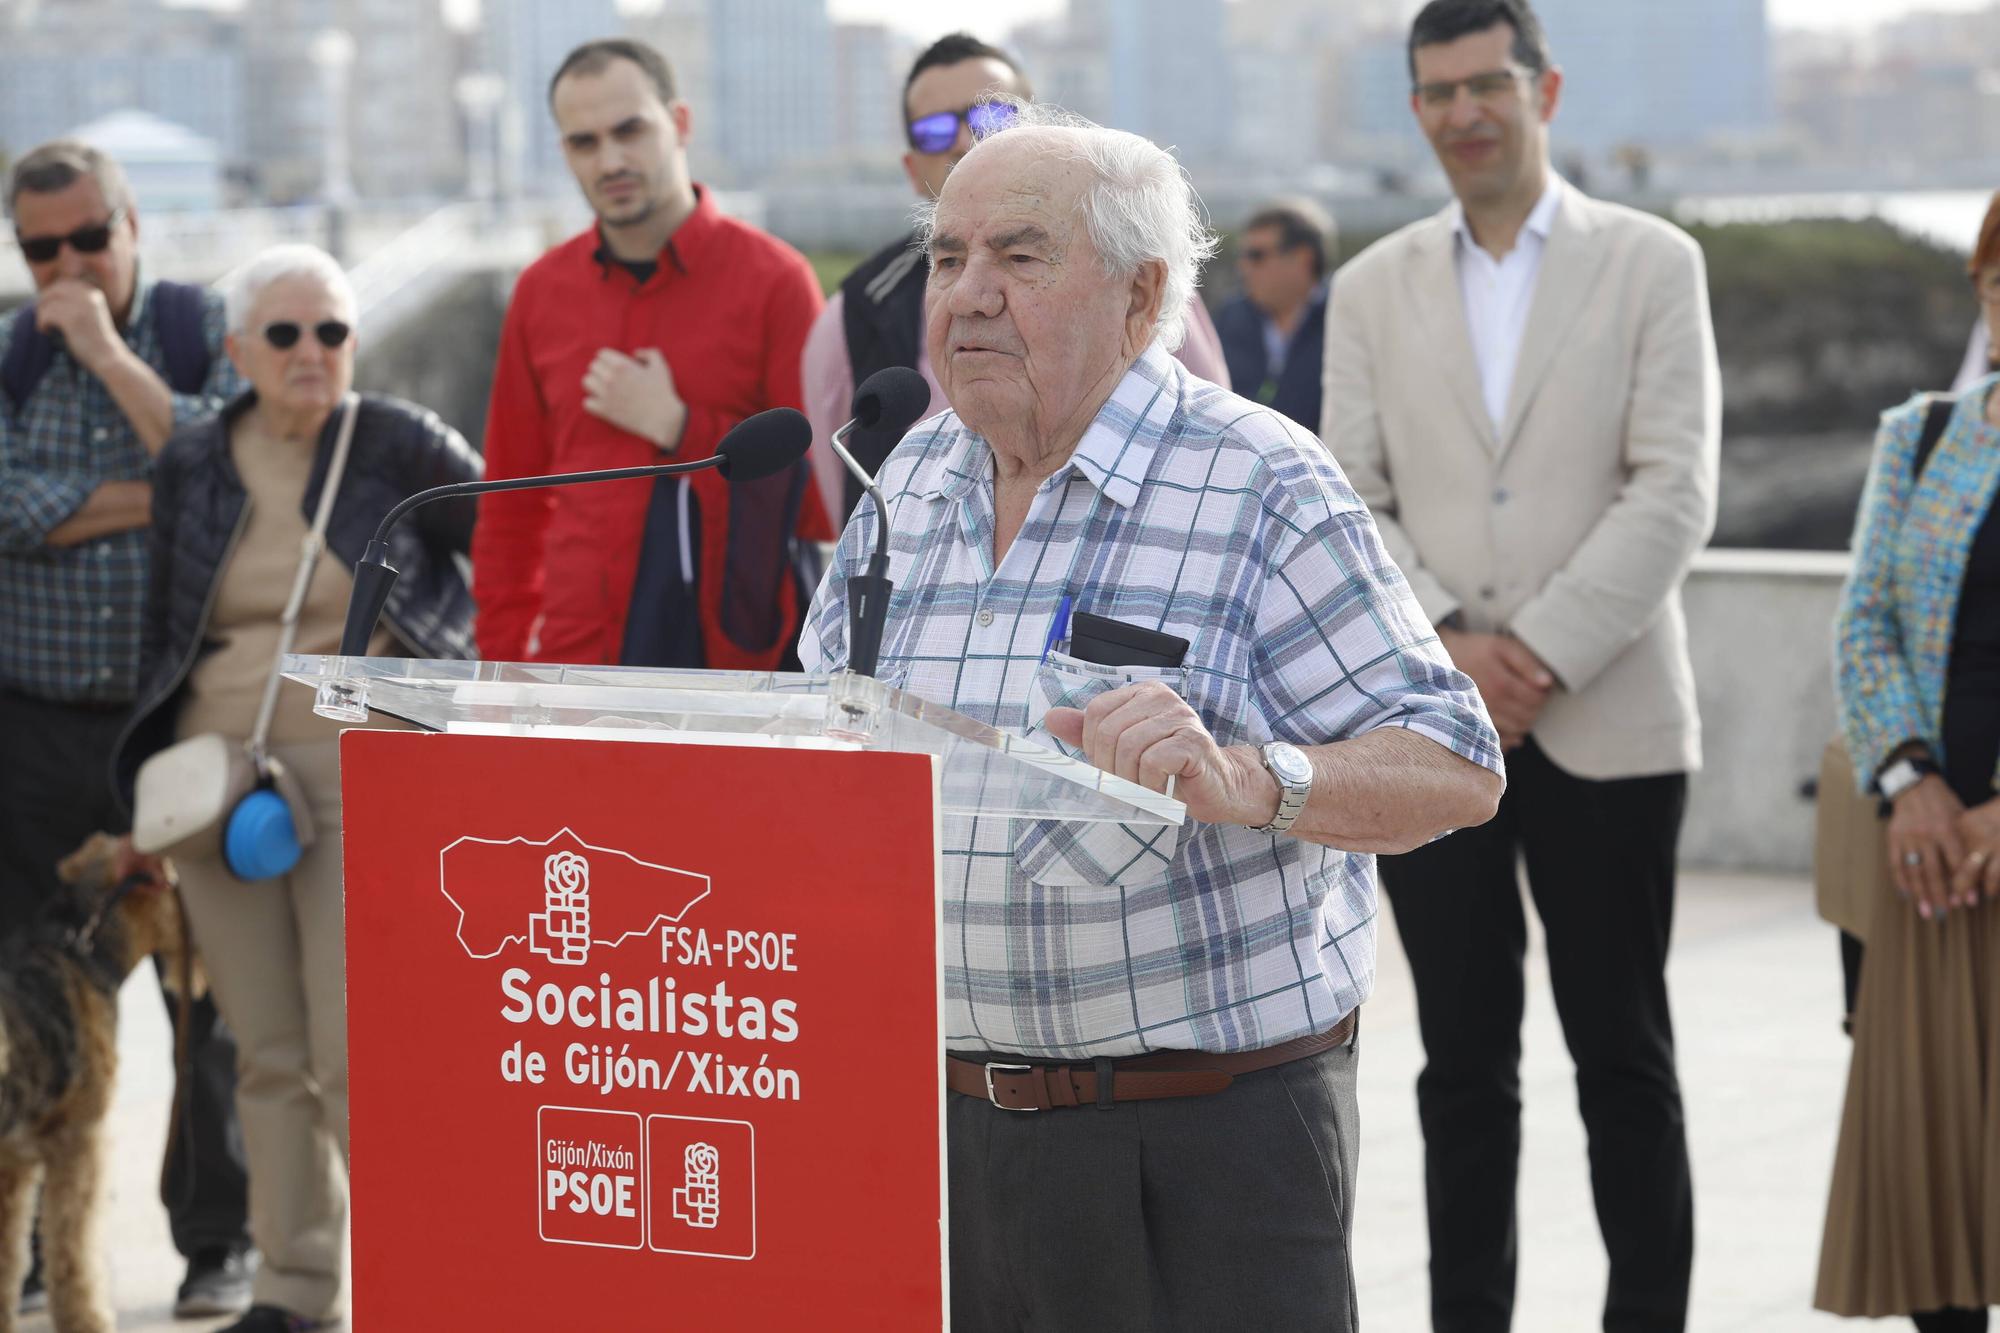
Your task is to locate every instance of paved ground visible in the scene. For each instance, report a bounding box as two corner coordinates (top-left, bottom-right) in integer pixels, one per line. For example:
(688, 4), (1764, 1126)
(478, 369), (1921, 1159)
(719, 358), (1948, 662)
(1354, 871), (1857, 1332)
(39, 869), (1858, 1331)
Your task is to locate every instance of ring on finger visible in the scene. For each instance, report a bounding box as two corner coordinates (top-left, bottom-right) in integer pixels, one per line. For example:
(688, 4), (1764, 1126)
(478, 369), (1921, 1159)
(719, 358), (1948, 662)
(1905, 850), (1925, 867)
(1972, 849), (1991, 868)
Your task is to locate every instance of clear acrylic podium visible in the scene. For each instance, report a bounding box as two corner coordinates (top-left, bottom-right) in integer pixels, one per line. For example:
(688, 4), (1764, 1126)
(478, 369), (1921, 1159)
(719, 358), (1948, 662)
(316, 653), (1130, 1327)
(282, 654), (1185, 828)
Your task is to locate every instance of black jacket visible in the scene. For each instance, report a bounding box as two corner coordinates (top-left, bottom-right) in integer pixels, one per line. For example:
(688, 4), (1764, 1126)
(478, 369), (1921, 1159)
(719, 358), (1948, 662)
(834, 230), (927, 523)
(1214, 283), (1330, 433)
(111, 390), (480, 810)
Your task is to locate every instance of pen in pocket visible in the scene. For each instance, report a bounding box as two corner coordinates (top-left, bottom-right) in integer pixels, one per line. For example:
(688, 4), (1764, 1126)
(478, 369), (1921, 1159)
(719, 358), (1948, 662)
(1040, 595), (1074, 664)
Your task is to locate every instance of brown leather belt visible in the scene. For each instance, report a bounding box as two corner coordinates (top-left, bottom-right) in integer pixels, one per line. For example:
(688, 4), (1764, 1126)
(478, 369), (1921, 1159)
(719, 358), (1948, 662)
(947, 1009), (1356, 1112)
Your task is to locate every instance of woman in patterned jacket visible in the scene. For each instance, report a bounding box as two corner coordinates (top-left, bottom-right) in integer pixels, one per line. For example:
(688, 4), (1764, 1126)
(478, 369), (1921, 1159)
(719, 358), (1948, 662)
(1817, 192), (2000, 1332)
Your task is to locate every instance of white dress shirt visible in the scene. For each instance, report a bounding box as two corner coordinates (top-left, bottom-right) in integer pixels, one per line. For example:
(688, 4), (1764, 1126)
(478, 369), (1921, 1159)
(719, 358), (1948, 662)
(1451, 175), (1563, 431)
(1260, 313), (1290, 378)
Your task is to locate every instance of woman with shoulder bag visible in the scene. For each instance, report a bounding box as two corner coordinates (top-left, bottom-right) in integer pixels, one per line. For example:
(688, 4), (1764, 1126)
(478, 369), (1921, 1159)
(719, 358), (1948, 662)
(108, 244), (479, 1333)
(1816, 192), (2000, 1331)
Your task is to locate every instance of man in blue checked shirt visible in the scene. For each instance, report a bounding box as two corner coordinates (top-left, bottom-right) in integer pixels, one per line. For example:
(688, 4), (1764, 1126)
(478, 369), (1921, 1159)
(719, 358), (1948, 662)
(801, 101), (1505, 1331)
(0, 140), (255, 1318)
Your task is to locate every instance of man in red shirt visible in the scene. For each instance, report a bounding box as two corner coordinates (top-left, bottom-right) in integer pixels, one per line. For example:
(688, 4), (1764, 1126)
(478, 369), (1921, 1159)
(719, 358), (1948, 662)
(474, 38), (829, 669)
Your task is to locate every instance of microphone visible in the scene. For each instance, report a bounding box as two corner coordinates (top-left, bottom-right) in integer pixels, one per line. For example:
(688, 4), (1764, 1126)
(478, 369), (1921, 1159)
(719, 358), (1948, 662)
(828, 365), (929, 526)
(850, 364), (931, 437)
(336, 406), (811, 657)
(827, 367), (930, 679)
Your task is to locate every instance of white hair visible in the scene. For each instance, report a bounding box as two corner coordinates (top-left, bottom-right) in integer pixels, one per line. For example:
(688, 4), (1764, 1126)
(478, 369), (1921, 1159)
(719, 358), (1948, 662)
(223, 243), (356, 333)
(915, 99), (1219, 352)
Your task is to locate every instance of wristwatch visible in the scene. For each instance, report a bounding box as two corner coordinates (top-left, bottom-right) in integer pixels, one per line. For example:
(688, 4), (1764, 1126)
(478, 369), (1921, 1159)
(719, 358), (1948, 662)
(1878, 754), (1940, 801)
(1251, 741), (1314, 834)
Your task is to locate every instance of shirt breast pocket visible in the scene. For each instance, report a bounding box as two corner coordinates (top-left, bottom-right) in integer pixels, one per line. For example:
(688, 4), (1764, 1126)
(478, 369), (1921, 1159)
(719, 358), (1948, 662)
(1013, 651), (1191, 887)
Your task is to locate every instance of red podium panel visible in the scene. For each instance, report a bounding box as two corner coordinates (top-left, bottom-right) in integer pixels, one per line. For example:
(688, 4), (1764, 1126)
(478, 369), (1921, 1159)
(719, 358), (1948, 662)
(340, 731), (945, 1328)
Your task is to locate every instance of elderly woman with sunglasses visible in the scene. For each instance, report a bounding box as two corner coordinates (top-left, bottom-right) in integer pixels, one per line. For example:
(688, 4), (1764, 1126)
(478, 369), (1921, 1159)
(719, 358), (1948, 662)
(110, 243), (478, 1333)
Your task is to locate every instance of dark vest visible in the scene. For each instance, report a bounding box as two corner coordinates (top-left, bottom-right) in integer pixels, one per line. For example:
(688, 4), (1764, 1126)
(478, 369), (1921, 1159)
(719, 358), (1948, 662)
(836, 231), (928, 522)
(1, 280), (211, 413)
(1214, 284), (1330, 433)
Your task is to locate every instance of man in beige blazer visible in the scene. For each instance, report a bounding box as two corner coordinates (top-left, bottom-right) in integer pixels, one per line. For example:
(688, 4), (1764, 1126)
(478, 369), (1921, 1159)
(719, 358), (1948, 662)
(1321, 2), (1719, 1331)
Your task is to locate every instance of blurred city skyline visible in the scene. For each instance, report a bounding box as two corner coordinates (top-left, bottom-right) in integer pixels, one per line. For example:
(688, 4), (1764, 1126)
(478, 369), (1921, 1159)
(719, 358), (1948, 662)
(148, 0), (2000, 41)
(805, 0), (1999, 37)
(4, 0), (1998, 234)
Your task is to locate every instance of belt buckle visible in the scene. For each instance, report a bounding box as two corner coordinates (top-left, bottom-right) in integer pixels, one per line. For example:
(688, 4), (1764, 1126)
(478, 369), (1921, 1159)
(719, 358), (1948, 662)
(983, 1062), (1038, 1111)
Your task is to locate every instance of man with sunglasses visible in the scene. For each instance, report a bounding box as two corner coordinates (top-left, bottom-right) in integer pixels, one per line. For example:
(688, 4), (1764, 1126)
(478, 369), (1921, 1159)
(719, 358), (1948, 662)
(800, 32), (1232, 525)
(1321, 2), (1718, 1329)
(1215, 198), (1334, 430)
(0, 139), (255, 1319)
(475, 38), (830, 672)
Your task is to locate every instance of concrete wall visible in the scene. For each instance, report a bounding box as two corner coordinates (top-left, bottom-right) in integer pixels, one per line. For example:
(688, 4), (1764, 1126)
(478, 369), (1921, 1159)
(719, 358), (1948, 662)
(1680, 549), (1849, 874)
(353, 268), (511, 450)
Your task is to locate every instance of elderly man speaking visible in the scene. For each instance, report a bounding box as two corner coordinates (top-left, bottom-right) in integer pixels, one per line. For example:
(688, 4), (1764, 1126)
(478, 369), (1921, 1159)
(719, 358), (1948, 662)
(801, 103), (1503, 1331)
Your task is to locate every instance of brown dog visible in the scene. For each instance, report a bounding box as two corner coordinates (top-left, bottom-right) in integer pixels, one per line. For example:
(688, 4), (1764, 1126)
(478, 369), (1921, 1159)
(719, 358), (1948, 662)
(0, 833), (188, 1333)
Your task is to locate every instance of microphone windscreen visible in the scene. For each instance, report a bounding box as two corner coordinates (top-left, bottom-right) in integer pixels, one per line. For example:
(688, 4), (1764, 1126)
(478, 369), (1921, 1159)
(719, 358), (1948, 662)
(715, 407), (812, 482)
(850, 366), (931, 437)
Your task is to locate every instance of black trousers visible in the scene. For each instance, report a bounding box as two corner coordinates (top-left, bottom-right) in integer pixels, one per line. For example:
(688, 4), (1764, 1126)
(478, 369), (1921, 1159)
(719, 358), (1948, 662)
(0, 688), (249, 1257)
(947, 1034), (1360, 1332)
(1379, 738), (1692, 1333)
(1839, 929), (1864, 1030)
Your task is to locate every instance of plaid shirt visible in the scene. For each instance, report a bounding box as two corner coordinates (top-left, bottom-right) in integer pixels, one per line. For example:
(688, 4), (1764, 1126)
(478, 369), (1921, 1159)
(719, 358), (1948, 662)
(802, 343), (1501, 1058)
(0, 276), (238, 702)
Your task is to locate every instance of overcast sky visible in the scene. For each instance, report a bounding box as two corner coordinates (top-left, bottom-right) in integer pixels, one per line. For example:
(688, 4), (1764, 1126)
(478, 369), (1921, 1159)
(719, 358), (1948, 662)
(818, 0), (1995, 39)
(1764, 0), (1995, 22)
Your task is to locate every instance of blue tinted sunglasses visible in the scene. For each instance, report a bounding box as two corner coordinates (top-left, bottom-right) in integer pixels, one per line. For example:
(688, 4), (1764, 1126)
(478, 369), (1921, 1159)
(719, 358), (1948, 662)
(906, 101), (1018, 154)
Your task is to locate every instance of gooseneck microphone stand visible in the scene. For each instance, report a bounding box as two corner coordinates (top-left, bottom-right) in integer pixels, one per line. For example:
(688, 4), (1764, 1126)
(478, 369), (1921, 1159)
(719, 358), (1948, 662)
(827, 367), (932, 679)
(829, 418), (894, 681)
(338, 407), (812, 657)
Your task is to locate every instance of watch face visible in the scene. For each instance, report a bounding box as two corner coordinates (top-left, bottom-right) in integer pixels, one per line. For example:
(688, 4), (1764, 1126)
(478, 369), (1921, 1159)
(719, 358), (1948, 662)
(1266, 742), (1313, 788)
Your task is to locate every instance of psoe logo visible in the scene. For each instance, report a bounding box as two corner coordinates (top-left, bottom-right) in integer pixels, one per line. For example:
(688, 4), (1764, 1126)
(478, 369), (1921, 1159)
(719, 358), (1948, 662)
(673, 1142), (722, 1230)
(530, 850), (592, 966)
(647, 1114), (755, 1259)
(437, 827), (710, 964)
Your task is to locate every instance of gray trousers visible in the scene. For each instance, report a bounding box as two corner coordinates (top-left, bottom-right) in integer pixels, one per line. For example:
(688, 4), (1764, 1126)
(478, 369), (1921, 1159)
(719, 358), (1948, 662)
(947, 1029), (1360, 1332)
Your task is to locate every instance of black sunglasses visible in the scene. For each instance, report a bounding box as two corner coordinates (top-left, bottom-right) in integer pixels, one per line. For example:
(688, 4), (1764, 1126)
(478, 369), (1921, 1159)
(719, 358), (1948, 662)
(263, 320), (351, 350)
(16, 208), (125, 264)
(906, 101), (1018, 155)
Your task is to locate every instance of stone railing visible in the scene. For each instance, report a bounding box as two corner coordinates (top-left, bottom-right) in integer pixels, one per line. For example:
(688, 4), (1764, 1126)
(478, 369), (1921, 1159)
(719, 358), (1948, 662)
(1681, 548), (1849, 874)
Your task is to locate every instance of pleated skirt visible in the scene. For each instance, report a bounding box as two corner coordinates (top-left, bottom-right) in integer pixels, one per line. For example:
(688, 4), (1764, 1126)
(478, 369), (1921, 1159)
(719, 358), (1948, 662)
(1815, 885), (2000, 1317)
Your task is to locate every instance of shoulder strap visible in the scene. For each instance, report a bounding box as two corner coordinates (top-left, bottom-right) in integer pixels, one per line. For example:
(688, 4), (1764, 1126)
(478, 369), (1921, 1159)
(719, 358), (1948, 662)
(148, 281), (214, 396)
(0, 284), (211, 413)
(246, 393), (361, 763)
(0, 303), (54, 414)
(1913, 394), (1957, 481)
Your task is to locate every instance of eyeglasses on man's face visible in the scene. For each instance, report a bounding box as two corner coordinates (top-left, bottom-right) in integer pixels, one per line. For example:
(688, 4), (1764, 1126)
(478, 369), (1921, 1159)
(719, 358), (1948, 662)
(15, 208), (126, 264)
(906, 101), (1018, 155)
(1413, 66), (1531, 109)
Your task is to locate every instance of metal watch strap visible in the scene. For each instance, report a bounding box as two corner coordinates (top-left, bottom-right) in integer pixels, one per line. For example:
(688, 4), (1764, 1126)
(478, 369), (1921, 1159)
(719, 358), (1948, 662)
(1252, 743), (1311, 834)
